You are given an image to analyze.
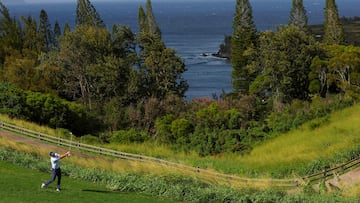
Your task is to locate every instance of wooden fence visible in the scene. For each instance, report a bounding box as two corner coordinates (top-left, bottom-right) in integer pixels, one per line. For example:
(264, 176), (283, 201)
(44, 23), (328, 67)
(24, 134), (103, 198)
(301, 156), (360, 184)
(1, 121), (359, 188)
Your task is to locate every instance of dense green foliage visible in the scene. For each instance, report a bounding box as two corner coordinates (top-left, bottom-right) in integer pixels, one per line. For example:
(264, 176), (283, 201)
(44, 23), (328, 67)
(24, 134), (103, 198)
(0, 82), (102, 135)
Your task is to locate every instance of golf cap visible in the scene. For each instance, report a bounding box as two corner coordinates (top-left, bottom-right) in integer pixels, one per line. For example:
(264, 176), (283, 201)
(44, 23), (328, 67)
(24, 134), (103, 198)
(49, 152), (55, 157)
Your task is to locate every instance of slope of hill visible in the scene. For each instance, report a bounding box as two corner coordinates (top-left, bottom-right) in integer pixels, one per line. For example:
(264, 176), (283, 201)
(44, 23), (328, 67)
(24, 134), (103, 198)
(1, 103), (360, 202)
(184, 102), (360, 179)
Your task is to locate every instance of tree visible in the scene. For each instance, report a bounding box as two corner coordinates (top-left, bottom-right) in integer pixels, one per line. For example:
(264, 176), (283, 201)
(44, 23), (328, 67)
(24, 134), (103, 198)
(38, 9), (53, 52)
(21, 15), (41, 54)
(135, 1), (188, 100)
(111, 25), (137, 58)
(0, 2), (22, 66)
(145, 0), (161, 38)
(231, 0), (257, 94)
(63, 22), (71, 35)
(55, 25), (112, 108)
(309, 45), (360, 98)
(76, 0), (104, 27)
(288, 0), (308, 31)
(326, 45), (360, 92)
(250, 26), (319, 107)
(323, 0), (345, 45)
(138, 5), (146, 33)
(143, 47), (188, 99)
(309, 55), (328, 97)
(53, 20), (61, 47)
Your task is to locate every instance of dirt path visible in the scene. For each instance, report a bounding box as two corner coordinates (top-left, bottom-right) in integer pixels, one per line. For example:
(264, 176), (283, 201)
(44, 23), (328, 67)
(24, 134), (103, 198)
(325, 167), (360, 191)
(0, 130), (92, 159)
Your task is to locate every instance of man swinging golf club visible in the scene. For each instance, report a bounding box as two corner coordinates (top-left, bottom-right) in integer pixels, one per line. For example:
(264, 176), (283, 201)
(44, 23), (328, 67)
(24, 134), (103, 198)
(41, 151), (71, 192)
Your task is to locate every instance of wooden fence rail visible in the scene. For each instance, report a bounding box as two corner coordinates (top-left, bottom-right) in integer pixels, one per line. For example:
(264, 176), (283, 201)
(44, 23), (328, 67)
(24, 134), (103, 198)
(302, 156), (360, 183)
(1, 121), (359, 188)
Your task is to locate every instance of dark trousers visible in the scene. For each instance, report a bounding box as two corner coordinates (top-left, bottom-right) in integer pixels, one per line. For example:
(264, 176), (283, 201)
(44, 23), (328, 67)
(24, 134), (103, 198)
(45, 168), (61, 189)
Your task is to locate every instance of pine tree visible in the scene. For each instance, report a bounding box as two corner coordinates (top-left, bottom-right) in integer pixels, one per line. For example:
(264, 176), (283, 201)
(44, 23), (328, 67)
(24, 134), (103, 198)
(137, 0), (165, 55)
(138, 5), (146, 33)
(53, 20), (61, 47)
(76, 0), (104, 27)
(145, 0), (161, 37)
(135, 0), (187, 100)
(38, 9), (53, 52)
(54, 21), (61, 38)
(63, 22), (71, 35)
(0, 2), (22, 65)
(323, 0), (345, 45)
(231, 0), (257, 94)
(288, 0), (308, 31)
(21, 15), (41, 54)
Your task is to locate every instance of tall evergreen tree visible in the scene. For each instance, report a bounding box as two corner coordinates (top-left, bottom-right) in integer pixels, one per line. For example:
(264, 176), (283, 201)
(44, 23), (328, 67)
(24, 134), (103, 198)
(53, 20), (61, 47)
(21, 15), (41, 54)
(38, 9), (53, 52)
(135, 0), (187, 100)
(0, 2), (22, 65)
(63, 22), (71, 35)
(138, 5), (146, 33)
(288, 0), (308, 31)
(76, 0), (104, 27)
(145, 0), (161, 37)
(323, 0), (345, 45)
(231, 0), (257, 94)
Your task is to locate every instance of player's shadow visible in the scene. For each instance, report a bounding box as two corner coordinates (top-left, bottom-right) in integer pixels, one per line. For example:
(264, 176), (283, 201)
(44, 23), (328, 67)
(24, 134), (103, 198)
(82, 189), (117, 194)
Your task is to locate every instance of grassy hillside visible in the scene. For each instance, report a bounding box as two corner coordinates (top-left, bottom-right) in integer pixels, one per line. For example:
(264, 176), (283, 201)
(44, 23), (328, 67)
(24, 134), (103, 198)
(191, 103), (360, 177)
(1, 103), (360, 180)
(0, 160), (174, 203)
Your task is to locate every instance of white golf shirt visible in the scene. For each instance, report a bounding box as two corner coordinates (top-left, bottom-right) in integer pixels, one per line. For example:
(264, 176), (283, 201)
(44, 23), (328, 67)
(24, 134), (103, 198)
(50, 153), (61, 169)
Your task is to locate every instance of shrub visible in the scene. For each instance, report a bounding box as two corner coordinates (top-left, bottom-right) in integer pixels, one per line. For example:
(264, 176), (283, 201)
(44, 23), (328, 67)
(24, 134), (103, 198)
(171, 118), (193, 145)
(109, 128), (148, 143)
(0, 82), (26, 118)
(80, 135), (100, 144)
(154, 114), (176, 144)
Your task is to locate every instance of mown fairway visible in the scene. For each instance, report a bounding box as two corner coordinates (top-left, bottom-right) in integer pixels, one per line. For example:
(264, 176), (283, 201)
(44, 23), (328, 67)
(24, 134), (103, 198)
(0, 161), (175, 203)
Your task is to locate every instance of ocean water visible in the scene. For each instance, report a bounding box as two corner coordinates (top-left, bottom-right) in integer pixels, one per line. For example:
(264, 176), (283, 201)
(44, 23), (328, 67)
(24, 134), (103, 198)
(6, 0), (360, 100)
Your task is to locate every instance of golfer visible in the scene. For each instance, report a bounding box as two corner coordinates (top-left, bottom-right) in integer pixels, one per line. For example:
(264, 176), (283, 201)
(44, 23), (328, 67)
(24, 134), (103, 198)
(41, 151), (71, 191)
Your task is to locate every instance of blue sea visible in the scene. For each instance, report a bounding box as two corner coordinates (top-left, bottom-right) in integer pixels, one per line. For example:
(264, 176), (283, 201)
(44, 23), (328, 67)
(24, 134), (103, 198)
(6, 0), (360, 100)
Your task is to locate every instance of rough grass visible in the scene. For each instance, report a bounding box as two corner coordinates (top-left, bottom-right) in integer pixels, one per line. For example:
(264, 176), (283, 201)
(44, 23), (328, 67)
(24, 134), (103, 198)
(343, 183), (360, 198)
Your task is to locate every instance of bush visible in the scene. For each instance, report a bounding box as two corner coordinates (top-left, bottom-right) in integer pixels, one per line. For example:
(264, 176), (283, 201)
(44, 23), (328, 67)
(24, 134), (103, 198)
(0, 82), (26, 118)
(80, 135), (100, 144)
(109, 128), (148, 143)
(155, 114), (176, 144)
(171, 118), (193, 145)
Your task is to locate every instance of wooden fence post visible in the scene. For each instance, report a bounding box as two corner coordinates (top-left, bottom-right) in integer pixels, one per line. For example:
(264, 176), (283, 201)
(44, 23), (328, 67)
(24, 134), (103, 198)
(323, 167), (327, 180)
